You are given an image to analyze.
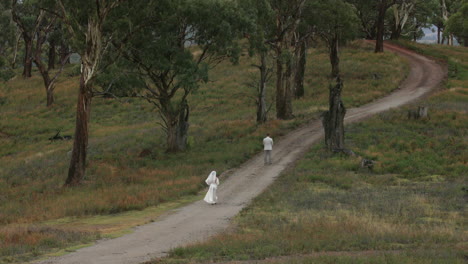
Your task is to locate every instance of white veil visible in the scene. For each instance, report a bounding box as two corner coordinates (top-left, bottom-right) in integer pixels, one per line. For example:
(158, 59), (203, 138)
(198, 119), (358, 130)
(205, 171), (217, 185)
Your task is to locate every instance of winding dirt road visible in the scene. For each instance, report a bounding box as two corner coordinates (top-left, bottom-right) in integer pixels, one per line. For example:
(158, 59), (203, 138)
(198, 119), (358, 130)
(35, 42), (445, 264)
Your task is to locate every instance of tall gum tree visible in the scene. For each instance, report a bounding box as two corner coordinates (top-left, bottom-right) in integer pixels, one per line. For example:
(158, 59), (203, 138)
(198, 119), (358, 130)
(446, 0), (468, 46)
(268, 0), (306, 120)
(390, 0), (416, 40)
(294, 33), (308, 98)
(11, 0), (43, 78)
(10, 0), (71, 106)
(292, 5), (314, 99)
(120, 0), (246, 153)
(307, 0), (359, 151)
(31, 1), (71, 106)
(346, 0), (379, 39)
(239, 0), (275, 123)
(375, 0), (400, 53)
(58, 0), (131, 186)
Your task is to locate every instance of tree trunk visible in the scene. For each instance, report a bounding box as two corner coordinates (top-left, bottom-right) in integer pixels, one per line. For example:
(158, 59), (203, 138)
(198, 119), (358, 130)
(294, 40), (306, 98)
(256, 52), (268, 123)
(375, 1), (388, 53)
(176, 102), (189, 150)
(63, 2), (119, 186)
(165, 101), (189, 152)
(60, 42), (71, 64)
(11, 32), (21, 69)
(66, 71), (92, 186)
(283, 57), (294, 118)
(23, 38), (33, 78)
(35, 58), (55, 106)
(390, 2), (414, 41)
(48, 39), (56, 70)
(275, 50), (294, 120)
(34, 31), (56, 107)
(46, 88), (55, 106)
(66, 18), (103, 186)
(272, 2), (304, 120)
(408, 106), (429, 119)
(330, 36), (340, 79)
(390, 26), (402, 40)
(437, 27), (441, 44)
(322, 77), (346, 151)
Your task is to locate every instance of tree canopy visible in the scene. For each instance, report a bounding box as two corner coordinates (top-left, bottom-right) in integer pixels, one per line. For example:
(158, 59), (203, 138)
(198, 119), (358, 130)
(446, 0), (468, 46)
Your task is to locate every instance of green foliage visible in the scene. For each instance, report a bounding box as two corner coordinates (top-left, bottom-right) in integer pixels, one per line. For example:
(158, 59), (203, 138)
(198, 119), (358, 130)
(345, 0), (379, 39)
(94, 60), (145, 97)
(0, 67), (15, 82)
(113, 0), (251, 151)
(238, 0), (274, 54)
(306, 0), (360, 43)
(66, 63), (81, 77)
(446, 0), (468, 46)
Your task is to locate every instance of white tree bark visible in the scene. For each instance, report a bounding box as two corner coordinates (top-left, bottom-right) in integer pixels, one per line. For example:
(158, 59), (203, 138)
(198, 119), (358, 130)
(393, 1), (415, 31)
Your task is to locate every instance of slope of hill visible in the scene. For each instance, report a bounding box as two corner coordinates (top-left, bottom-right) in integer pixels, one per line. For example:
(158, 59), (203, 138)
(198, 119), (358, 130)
(146, 43), (466, 264)
(0, 41), (409, 263)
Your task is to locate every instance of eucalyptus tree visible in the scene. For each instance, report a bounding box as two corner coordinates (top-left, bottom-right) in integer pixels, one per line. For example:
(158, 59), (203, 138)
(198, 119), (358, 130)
(439, 0), (452, 44)
(446, 0), (468, 46)
(57, 0), (134, 186)
(348, 0), (435, 43)
(407, 0), (438, 41)
(389, 0), (438, 41)
(307, 0), (359, 78)
(10, 0), (65, 104)
(432, 0), (462, 44)
(268, 0), (307, 120)
(31, 3), (72, 107)
(443, 0), (463, 45)
(10, 0), (44, 78)
(307, 0), (359, 151)
(375, 0), (401, 52)
(46, 24), (63, 70)
(432, 2), (445, 43)
(120, 0), (246, 152)
(390, 0), (416, 40)
(237, 0), (274, 123)
(293, 8), (314, 99)
(346, 0), (378, 39)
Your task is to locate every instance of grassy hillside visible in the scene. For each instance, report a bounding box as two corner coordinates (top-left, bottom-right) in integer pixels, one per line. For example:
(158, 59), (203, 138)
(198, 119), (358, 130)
(0, 40), (408, 263)
(147, 43), (467, 263)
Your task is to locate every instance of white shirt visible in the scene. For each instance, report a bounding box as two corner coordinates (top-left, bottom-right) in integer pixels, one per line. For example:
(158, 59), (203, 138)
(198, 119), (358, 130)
(263, 136), (273, 150)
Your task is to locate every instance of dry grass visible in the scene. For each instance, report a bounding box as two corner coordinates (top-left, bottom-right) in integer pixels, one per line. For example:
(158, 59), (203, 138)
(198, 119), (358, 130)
(147, 42), (467, 264)
(0, 40), (408, 263)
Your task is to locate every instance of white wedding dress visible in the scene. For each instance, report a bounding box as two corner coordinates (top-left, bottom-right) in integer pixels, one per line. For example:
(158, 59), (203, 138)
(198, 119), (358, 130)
(203, 171), (219, 204)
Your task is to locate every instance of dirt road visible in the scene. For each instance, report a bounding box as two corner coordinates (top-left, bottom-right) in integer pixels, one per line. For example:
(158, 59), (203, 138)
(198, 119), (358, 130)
(35, 43), (445, 264)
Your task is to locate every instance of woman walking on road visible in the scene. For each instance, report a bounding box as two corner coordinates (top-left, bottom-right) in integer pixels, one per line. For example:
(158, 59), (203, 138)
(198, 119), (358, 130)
(204, 171), (219, 205)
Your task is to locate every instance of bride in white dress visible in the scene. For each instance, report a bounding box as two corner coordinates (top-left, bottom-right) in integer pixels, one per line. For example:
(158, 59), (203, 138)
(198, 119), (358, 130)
(203, 171), (219, 205)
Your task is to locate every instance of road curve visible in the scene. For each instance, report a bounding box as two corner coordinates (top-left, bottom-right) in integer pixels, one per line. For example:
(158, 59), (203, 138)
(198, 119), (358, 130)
(35, 42), (446, 264)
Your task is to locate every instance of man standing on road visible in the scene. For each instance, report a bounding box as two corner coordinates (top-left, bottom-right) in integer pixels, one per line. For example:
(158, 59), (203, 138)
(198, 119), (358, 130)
(263, 134), (273, 165)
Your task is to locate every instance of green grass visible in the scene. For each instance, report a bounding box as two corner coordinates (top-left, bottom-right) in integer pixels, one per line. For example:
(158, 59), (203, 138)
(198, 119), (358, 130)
(0, 40), (408, 263)
(146, 43), (467, 264)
